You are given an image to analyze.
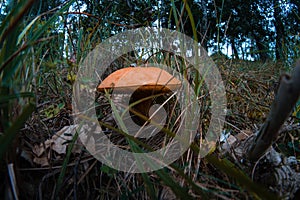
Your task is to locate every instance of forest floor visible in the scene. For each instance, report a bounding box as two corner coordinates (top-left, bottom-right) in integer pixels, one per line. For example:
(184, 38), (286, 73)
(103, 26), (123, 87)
(3, 57), (300, 199)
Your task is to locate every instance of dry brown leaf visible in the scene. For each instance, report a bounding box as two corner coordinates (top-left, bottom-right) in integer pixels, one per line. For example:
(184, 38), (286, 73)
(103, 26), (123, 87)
(32, 139), (53, 157)
(33, 143), (45, 157)
(32, 124), (99, 166)
(51, 125), (79, 154)
(33, 157), (49, 167)
(235, 129), (253, 141)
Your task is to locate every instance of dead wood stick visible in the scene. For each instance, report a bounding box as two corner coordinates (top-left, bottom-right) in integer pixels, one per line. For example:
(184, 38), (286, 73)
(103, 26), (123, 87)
(247, 61), (300, 161)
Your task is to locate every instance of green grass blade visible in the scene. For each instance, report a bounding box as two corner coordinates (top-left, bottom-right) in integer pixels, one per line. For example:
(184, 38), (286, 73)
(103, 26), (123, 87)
(0, 92), (34, 103)
(183, 0), (197, 42)
(205, 154), (280, 200)
(0, 0), (34, 47)
(29, 0), (75, 43)
(170, 0), (179, 29)
(54, 126), (79, 197)
(140, 173), (157, 199)
(17, 15), (40, 45)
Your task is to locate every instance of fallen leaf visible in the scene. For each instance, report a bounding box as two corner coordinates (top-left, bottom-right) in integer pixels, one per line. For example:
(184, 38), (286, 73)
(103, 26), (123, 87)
(235, 129), (253, 141)
(51, 125), (78, 154)
(33, 157), (49, 167)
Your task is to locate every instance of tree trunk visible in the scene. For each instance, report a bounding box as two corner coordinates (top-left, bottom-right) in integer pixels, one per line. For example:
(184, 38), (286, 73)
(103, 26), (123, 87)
(254, 35), (268, 61)
(231, 38), (239, 59)
(274, 0), (285, 61)
(199, 0), (209, 50)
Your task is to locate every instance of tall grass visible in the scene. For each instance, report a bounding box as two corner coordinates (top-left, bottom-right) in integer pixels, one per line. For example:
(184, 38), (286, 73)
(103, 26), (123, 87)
(0, 0), (36, 158)
(0, 0), (75, 156)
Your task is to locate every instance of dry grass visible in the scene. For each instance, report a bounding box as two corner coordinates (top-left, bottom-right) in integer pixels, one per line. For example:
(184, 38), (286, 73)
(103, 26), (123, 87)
(11, 55), (300, 199)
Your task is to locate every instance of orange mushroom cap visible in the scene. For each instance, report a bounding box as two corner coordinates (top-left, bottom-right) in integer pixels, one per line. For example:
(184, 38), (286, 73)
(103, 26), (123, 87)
(97, 67), (181, 93)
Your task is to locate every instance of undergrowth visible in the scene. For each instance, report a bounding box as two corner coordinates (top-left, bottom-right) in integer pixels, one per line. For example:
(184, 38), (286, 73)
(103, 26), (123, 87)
(0, 1), (299, 199)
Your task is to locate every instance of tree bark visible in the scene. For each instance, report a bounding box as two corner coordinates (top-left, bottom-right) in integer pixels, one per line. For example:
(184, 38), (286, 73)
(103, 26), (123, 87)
(273, 0), (285, 61)
(231, 38), (239, 59)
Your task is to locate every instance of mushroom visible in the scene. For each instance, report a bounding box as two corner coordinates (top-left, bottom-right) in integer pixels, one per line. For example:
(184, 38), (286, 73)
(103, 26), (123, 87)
(97, 66), (181, 125)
